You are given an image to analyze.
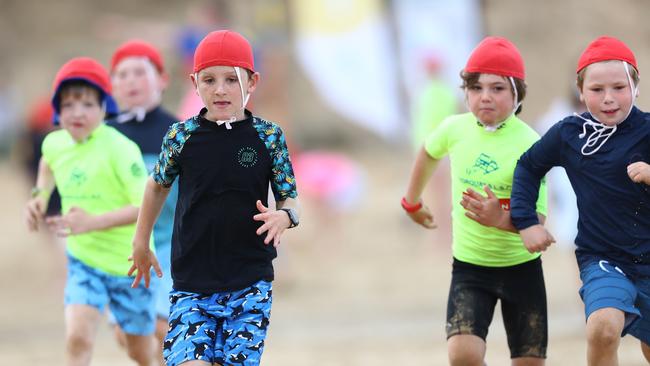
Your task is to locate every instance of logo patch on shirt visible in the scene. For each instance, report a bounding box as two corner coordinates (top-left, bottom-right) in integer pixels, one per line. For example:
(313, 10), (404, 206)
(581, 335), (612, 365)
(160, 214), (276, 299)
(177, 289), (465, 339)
(131, 162), (144, 177)
(67, 167), (87, 187)
(499, 198), (511, 211)
(467, 153), (499, 175)
(238, 147), (258, 168)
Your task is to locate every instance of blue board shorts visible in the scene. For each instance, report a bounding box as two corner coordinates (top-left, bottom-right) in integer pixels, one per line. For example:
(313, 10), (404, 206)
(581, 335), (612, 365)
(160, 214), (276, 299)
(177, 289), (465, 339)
(578, 256), (650, 344)
(65, 254), (157, 336)
(163, 280), (272, 366)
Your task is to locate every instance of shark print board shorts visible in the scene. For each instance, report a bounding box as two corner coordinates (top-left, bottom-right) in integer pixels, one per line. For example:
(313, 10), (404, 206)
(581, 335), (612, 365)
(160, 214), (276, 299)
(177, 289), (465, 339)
(163, 280), (272, 366)
(64, 254), (157, 335)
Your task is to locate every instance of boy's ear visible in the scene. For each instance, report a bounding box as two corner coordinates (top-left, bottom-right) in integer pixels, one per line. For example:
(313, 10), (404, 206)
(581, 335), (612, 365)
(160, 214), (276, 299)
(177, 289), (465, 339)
(247, 72), (260, 93)
(189, 73), (198, 94)
(576, 83), (585, 103)
(159, 72), (170, 91)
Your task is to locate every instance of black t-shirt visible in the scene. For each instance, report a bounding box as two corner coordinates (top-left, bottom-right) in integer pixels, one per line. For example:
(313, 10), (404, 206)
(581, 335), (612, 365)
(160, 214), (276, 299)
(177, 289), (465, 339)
(153, 109), (297, 292)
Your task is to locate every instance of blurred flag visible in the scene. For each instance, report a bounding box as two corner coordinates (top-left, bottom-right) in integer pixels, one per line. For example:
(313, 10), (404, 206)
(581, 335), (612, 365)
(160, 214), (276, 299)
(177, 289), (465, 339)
(290, 0), (402, 139)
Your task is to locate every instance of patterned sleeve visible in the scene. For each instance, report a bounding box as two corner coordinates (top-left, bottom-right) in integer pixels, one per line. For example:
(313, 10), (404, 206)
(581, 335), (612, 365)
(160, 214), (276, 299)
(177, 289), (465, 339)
(271, 125), (297, 201)
(152, 122), (185, 188)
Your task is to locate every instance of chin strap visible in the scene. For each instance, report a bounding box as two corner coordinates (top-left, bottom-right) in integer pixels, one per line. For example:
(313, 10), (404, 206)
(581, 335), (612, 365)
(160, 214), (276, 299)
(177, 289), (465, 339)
(213, 66), (250, 129)
(577, 61), (638, 156)
(116, 106), (147, 124)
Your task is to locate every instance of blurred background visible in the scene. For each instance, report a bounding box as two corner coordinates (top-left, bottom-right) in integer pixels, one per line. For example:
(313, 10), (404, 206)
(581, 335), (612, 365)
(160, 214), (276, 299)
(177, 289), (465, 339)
(2, 0), (650, 364)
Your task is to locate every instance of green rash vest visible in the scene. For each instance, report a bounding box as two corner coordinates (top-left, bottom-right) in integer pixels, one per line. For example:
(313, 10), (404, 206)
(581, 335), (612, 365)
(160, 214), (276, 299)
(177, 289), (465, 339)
(425, 112), (547, 267)
(42, 124), (149, 276)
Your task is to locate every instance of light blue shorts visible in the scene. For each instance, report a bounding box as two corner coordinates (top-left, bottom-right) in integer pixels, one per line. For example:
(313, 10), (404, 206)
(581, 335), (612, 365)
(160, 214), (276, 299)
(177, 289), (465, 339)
(163, 280), (273, 366)
(579, 257), (650, 343)
(154, 243), (173, 318)
(65, 254), (157, 336)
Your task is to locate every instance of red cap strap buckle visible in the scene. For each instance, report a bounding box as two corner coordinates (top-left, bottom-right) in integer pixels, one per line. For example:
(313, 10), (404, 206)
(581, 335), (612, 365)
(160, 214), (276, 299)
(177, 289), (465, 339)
(401, 197), (423, 213)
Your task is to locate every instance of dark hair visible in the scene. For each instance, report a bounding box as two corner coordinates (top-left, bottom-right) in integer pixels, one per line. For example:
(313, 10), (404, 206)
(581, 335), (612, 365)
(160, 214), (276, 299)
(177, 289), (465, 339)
(460, 71), (527, 115)
(56, 80), (103, 108)
(576, 60), (639, 90)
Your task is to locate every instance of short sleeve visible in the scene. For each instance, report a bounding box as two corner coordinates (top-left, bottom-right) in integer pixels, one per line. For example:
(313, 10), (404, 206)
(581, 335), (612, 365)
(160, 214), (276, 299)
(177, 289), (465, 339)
(41, 131), (58, 166)
(112, 139), (148, 206)
(424, 116), (453, 159)
(269, 126), (297, 201)
(152, 123), (184, 188)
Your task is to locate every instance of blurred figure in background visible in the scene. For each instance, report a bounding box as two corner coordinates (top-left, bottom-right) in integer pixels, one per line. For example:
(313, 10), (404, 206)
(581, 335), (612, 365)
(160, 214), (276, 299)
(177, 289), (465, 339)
(107, 39), (178, 365)
(24, 57), (157, 366)
(410, 53), (458, 242)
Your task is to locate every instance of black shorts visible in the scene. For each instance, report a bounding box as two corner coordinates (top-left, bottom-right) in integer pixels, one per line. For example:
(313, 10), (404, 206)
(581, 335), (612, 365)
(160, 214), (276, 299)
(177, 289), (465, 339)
(446, 257), (548, 358)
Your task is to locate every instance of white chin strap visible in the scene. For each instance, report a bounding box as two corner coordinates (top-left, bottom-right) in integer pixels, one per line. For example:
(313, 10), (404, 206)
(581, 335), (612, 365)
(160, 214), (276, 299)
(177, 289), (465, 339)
(215, 66), (250, 130)
(116, 106), (147, 124)
(577, 61), (638, 155)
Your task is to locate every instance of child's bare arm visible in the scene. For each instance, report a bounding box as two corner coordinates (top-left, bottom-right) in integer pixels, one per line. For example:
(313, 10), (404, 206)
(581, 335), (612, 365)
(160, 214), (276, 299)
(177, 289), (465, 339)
(627, 161), (650, 185)
(46, 205), (139, 237)
(461, 186), (547, 233)
(254, 197), (299, 247)
(129, 177), (170, 288)
(403, 147), (439, 229)
(24, 158), (55, 231)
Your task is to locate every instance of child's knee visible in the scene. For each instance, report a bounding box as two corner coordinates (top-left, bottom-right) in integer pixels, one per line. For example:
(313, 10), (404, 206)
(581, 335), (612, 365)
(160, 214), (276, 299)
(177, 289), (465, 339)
(586, 308), (624, 346)
(125, 334), (154, 363)
(66, 331), (94, 355)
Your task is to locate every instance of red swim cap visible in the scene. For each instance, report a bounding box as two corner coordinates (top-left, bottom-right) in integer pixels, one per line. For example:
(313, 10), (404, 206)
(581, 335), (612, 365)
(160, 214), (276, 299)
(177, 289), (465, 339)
(465, 36), (525, 79)
(111, 39), (165, 73)
(577, 36), (637, 73)
(193, 30), (254, 74)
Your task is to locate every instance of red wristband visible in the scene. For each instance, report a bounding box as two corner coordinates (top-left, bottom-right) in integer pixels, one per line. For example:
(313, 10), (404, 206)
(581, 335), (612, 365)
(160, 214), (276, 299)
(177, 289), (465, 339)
(401, 197), (422, 213)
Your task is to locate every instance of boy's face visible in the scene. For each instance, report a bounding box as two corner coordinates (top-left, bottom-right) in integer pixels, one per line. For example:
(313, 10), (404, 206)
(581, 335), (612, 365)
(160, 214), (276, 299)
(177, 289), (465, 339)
(191, 65), (258, 121)
(112, 57), (165, 111)
(466, 73), (514, 125)
(580, 61), (636, 126)
(59, 89), (104, 142)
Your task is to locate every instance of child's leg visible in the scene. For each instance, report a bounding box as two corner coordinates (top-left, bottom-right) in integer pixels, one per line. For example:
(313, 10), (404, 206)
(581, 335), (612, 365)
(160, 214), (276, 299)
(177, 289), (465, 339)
(64, 304), (102, 366)
(447, 335), (487, 366)
(123, 333), (156, 366)
(63, 256), (109, 366)
(446, 259), (497, 366)
(578, 258), (640, 366)
(107, 274), (158, 366)
(585, 307), (625, 365)
(641, 341), (650, 362)
(500, 258), (547, 366)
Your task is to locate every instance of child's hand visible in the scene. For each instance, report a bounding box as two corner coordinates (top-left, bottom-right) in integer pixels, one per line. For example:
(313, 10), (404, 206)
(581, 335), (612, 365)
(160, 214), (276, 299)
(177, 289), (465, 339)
(406, 205), (437, 229)
(128, 245), (162, 289)
(520, 224), (556, 253)
(253, 200), (291, 247)
(25, 196), (47, 231)
(461, 186), (506, 229)
(627, 161), (650, 185)
(46, 206), (97, 237)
